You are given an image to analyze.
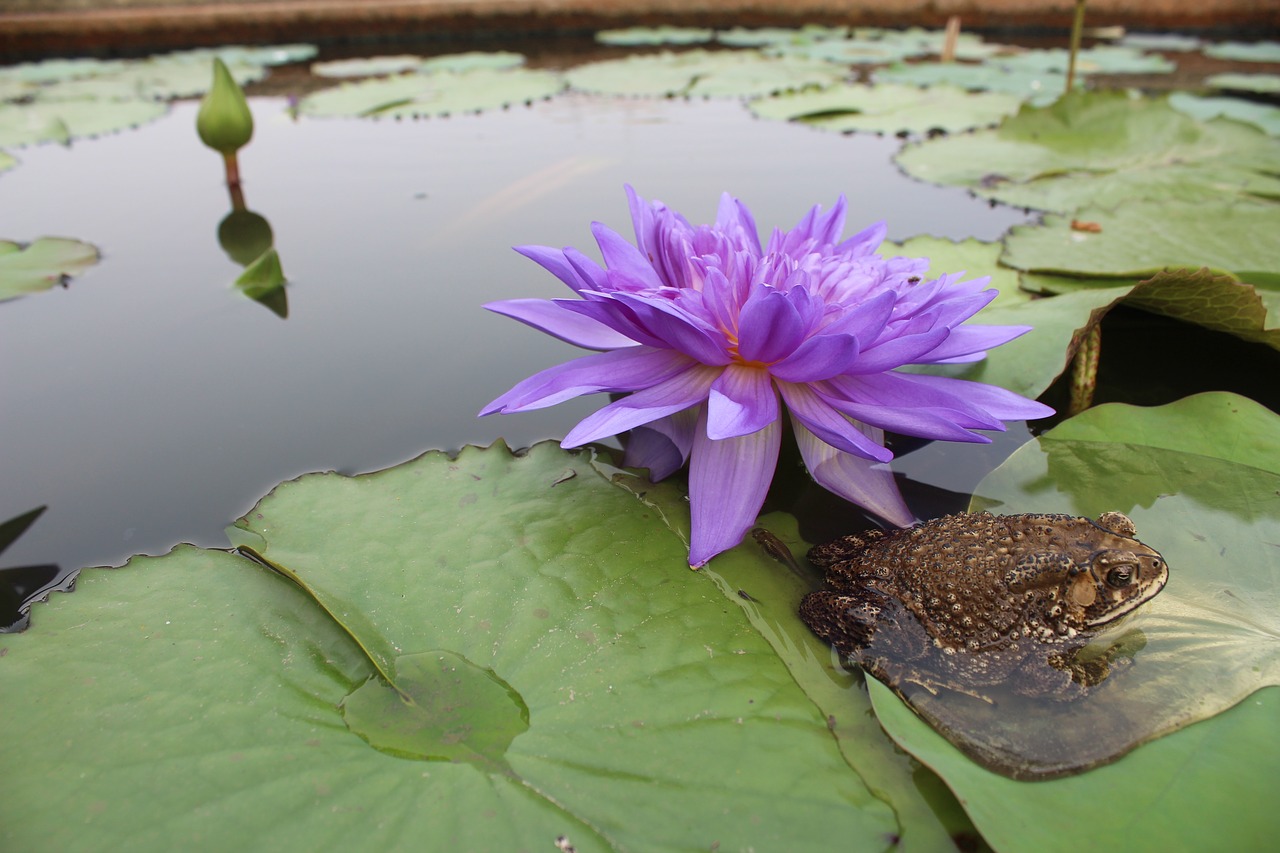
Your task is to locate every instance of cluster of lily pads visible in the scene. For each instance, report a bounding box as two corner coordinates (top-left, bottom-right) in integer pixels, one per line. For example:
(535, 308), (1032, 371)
(2, 25), (1279, 853)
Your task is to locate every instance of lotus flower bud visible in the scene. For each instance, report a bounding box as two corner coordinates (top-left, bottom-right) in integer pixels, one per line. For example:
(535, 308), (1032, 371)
(197, 58), (253, 156)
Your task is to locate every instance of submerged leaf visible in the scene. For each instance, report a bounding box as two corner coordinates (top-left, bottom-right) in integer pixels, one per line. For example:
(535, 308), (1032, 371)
(2, 443), (898, 849)
(0, 237), (100, 301)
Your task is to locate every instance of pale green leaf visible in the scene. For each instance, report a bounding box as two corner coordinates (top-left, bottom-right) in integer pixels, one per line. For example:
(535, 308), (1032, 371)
(0, 237), (100, 301)
(749, 83), (1021, 135)
(566, 49), (845, 98)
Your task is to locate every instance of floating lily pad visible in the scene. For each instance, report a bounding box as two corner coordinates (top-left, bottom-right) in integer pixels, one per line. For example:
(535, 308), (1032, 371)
(596, 26), (714, 46)
(998, 45), (1175, 76)
(1, 443), (899, 850)
(1119, 32), (1203, 52)
(715, 25), (849, 47)
(300, 68), (565, 118)
(874, 61), (1076, 106)
(1207, 72), (1280, 95)
(0, 56), (126, 83)
(1204, 40), (1280, 63)
(0, 237), (100, 301)
(1002, 199), (1280, 278)
(418, 51), (526, 73)
(763, 37), (920, 66)
(566, 49), (845, 98)
(0, 150), (15, 172)
(0, 98), (168, 147)
(749, 82), (1021, 135)
(160, 44), (318, 67)
(1169, 93), (1280, 135)
(865, 393), (1280, 851)
(896, 92), (1280, 213)
(311, 55), (425, 78)
(1024, 267), (1280, 351)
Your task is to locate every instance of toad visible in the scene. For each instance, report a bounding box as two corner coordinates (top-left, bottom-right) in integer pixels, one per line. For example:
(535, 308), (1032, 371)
(799, 511), (1168, 701)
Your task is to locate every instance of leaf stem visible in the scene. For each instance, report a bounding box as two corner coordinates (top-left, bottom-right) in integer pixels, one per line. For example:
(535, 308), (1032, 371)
(1066, 0), (1088, 94)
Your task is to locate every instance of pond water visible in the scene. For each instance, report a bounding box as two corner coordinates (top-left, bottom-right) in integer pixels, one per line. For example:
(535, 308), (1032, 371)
(0, 88), (1033, 626)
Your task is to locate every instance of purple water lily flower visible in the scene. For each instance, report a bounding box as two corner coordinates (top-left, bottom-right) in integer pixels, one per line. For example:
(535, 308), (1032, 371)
(482, 187), (1053, 567)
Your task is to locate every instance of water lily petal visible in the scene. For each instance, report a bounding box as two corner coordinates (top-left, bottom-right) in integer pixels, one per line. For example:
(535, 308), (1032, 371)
(607, 292), (733, 365)
(715, 192), (763, 256)
(592, 222), (664, 291)
(779, 382), (894, 462)
(481, 347), (694, 415)
(820, 395), (998, 443)
(513, 245), (595, 293)
(563, 364), (721, 447)
(769, 333), (860, 383)
(623, 409), (697, 480)
(484, 299), (635, 350)
(836, 219), (887, 256)
(878, 373), (1055, 421)
(707, 364), (778, 439)
(688, 411), (782, 567)
(846, 327), (949, 374)
(916, 324), (1032, 363)
(794, 420), (915, 528)
(736, 288), (805, 364)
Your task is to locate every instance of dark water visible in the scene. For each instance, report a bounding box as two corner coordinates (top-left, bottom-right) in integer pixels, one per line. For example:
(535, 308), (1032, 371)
(0, 93), (1036, 626)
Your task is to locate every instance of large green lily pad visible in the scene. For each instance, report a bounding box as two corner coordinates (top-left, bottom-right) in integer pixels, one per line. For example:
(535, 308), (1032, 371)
(748, 82), (1021, 135)
(0, 237), (100, 301)
(895, 91), (1280, 213)
(596, 26), (714, 46)
(565, 49), (846, 98)
(1203, 41), (1280, 63)
(997, 45), (1175, 76)
(0, 98), (168, 147)
(874, 62), (1076, 106)
(1, 442), (899, 850)
(1169, 93), (1280, 136)
(869, 393), (1280, 851)
(1207, 72), (1280, 95)
(1001, 199), (1280, 278)
(299, 68), (565, 118)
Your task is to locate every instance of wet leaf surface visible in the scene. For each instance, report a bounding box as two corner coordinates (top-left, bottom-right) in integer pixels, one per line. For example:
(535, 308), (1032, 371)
(299, 67), (565, 118)
(896, 92), (1280, 212)
(0, 237), (100, 301)
(565, 49), (846, 98)
(749, 82), (1020, 135)
(1, 443), (898, 850)
(868, 393), (1280, 850)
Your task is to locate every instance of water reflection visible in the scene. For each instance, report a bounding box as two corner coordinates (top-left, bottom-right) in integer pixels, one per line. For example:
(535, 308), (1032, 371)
(0, 507), (62, 632)
(219, 184), (287, 317)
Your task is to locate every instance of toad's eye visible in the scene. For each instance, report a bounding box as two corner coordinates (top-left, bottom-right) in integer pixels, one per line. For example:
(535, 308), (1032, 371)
(1106, 565), (1135, 588)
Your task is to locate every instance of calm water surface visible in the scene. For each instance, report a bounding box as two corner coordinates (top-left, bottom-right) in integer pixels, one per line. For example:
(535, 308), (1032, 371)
(0, 92), (1031, 622)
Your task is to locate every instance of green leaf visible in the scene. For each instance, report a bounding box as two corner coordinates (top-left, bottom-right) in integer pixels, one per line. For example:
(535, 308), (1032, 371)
(1119, 32), (1203, 52)
(1026, 267), (1280, 351)
(997, 45), (1175, 75)
(0, 56), (126, 83)
(299, 68), (565, 118)
(869, 393), (1280, 850)
(565, 49), (846, 98)
(715, 25), (850, 47)
(0, 149), (14, 172)
(596, 26), (715, 46)
(749, 83), (1021, 135)
(895, 91), (1280, 213)
(159, 44), (318, 67)
(874, 62), (1075, 106)
(0, 98), (168, 147)
(0, 237), (100, 301)
(1000, 199), (1280, 278)
(311, 55), (425, 78)
(418, 51), (526, 73)
(887, 237), (1118, 400)
(1207, 72), (1280, 95)
(2, 443), (898, 850)
(1169, 92), (1280, 136)
(1203, 41), (1280, 63)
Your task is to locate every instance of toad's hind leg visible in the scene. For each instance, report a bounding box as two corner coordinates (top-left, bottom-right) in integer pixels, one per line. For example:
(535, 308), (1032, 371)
(799, 591), (882, 657)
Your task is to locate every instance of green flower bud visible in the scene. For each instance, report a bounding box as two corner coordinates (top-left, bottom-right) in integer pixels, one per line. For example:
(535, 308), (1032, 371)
(197, 58), (253, 155)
